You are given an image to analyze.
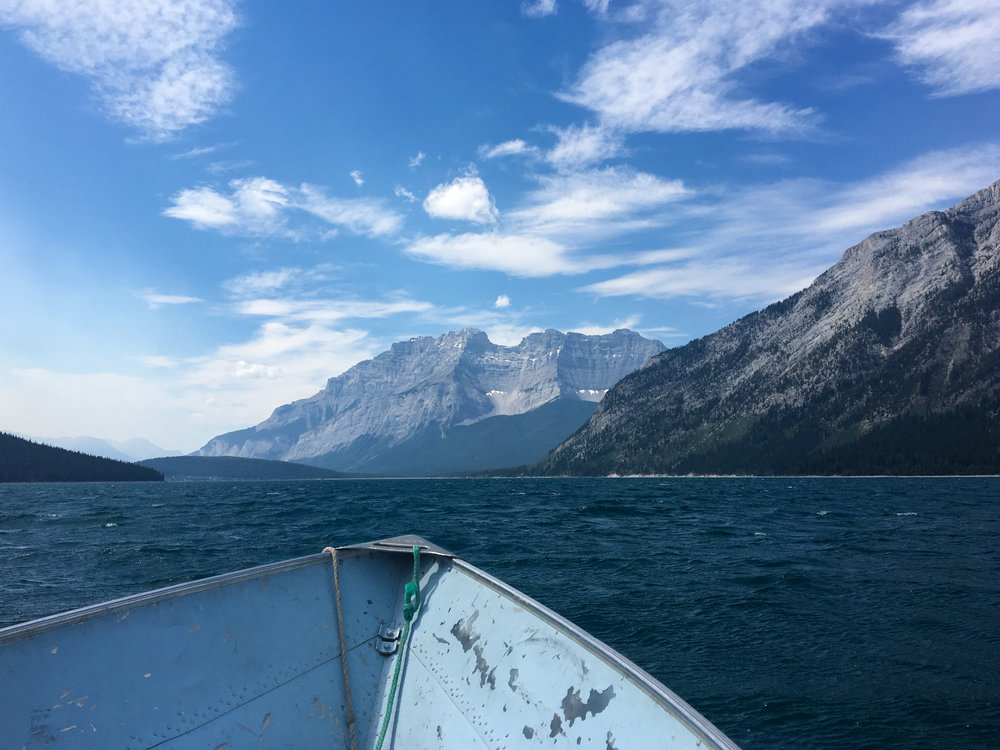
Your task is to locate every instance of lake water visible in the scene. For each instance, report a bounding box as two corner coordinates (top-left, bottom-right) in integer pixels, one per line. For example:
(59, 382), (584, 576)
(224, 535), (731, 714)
(1, 477), (997, 749)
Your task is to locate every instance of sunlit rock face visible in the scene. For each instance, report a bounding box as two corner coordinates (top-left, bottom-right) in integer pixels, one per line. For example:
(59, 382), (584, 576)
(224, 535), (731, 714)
(535, 181), (1000, 476)
(197, 328), (664, 474)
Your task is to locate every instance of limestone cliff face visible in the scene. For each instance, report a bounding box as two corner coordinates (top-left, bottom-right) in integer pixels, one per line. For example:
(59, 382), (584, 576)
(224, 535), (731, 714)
(536, 181), (1000, 476)
(197, 329), (664, 473)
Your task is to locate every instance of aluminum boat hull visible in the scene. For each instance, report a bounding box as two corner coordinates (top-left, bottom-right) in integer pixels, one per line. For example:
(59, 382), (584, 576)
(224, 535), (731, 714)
(0, 535), (741, 749)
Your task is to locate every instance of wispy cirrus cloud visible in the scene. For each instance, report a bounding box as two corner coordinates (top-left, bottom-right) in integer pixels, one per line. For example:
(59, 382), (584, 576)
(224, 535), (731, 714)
(136, 289), (203, 309)
(479, 139), (539, 160)
(883, 0), (1000, 96)
(545, 123), (625, 170)
(511, 166), (690, 236)
(557, 0), (866, 136)
(583, 142), (1000, 301)
(0, 0), (239, 140)
(163, 176), (404, 239)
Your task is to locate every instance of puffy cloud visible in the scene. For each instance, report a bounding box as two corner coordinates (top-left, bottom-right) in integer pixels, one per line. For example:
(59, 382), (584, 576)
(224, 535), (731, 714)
(0, 0), (238, 139)
(494, 294), (511, 308)
(350, 170), (364, 186)
(423, 175), (499, 224)
(883, 0), (1000, 96)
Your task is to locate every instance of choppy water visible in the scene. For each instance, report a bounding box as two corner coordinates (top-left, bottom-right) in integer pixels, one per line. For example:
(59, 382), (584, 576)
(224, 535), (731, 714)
(1, 477), (998, 749)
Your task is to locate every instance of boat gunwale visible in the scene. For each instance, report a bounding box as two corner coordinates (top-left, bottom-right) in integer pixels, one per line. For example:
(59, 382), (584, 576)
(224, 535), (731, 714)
(449, 556), (743, 750)
(0, 552), (332, 646)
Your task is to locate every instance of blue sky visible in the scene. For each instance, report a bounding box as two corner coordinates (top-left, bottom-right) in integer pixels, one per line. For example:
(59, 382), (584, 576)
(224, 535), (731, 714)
(1, 0), (998, 452)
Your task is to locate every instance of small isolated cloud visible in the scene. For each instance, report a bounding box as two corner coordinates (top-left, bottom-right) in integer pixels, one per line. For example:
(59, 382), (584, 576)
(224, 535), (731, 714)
(136, 289), (203, 309)
(350, 170), (364, 186)
(409, 151), (426, 168)
(480, 139), (538, 160)
(522, 0), (558, 18)
(0, 0), (239, 140)
(494, 294), (511, 308)
(883, 0), (1000, 96)
(172, 145), (219, 160)
(394, 185), (418, 203)
(164, 176), (403, 239)
(424, 175), (499, 224)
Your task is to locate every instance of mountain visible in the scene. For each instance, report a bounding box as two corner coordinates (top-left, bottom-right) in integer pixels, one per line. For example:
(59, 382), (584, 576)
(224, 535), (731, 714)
(198, 328), (664, 474)
(28, 436), (181, 462)
(139, 456), (352, 481)
(0, 433), (164, 483)
(534, 180), (1000, 476)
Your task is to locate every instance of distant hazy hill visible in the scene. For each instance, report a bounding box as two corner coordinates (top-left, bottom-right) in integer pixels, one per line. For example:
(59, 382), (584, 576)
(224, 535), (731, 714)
(535, 180), (1000, 476)
(139, 456), (351, 481)
(198, 328), (663, 475)
(30, 435), (181, 462)
(0, 433), (164, 483)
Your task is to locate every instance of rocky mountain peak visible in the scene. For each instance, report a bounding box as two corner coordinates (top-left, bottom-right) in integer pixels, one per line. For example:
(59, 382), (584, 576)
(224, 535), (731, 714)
(198, 327), (664, 474)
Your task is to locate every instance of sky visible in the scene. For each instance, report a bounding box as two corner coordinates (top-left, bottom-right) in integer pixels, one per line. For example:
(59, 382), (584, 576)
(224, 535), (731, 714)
(1, 0), (998, 453)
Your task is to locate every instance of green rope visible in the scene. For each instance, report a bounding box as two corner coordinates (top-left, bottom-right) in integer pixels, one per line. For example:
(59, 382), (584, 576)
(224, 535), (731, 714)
(374, 544), (421, 750)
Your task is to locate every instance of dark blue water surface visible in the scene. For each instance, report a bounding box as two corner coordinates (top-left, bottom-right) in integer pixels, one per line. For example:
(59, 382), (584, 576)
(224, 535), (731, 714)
(1, 477), (998, 749)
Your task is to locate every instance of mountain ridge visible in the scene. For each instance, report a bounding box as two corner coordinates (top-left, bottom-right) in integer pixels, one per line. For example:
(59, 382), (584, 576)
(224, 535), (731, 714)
(198, 328), (664, 474)
(533, 180), (1000, 476)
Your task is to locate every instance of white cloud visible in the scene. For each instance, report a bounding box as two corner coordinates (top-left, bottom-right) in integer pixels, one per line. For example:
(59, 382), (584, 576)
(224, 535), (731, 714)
(163, 177), (404, 239)
(136, 289), (203, 309)
(545, 123), (624, 169)
(494, 294), (511, 308)
(394, 185), (418, 203)
(511, 166), (690, 236)
(298, 184), (404, 237)
(569, 316), (643, 336)
(163, 177), (289, 234)
(0, 0), (238, 139)
(583, 261), (818, 301)
(406, 232), (600, 277)
(409, 151), (426, 168)
(884, 0), (1000, 96)
(522, 0), (558, 18)
(480, 139), (538, 159)
(172, 144), (219, 160)
(558, 0), (854, 135)
(423, 175), (499, 224)
(350, 170), (364, 186)
(808, 143), (1000, 234)
(581, 141), (1000, 302)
